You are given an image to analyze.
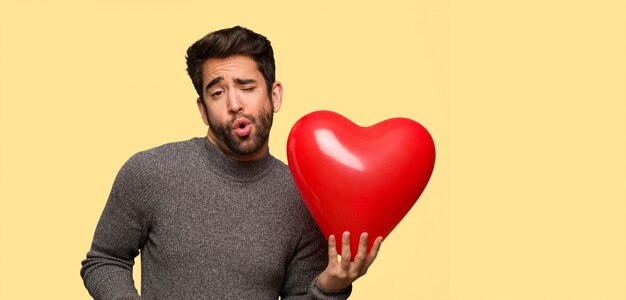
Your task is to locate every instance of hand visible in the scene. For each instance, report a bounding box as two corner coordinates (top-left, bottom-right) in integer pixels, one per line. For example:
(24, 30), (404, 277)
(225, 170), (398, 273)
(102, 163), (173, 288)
(316, 231), (383, 291)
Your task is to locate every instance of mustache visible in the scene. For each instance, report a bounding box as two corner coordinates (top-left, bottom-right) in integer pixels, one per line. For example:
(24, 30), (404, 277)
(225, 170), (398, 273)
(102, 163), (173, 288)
(228, 113), (256, 125)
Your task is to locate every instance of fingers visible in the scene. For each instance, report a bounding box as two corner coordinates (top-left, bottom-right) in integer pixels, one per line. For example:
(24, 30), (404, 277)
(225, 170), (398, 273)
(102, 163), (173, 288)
(350, 232), (369, 273)
(365, 236), (383, 267)
(341, 231), (351, 267)
(330, 232), (384, 273)
(356, 232), (369, 260)
(328, 234), (338, 263)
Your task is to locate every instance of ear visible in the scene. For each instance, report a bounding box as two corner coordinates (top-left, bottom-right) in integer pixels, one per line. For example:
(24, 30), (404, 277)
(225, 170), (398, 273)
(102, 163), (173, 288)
(196, 97), (209, 125)
(271, 81), (283, 113)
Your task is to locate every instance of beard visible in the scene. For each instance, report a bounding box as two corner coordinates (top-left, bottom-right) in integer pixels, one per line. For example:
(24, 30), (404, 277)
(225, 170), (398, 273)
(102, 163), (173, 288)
(208, 106), (273, 156)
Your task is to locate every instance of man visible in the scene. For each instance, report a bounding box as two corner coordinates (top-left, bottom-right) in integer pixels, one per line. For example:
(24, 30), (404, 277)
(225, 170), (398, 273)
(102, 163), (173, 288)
(81, 26), (382, 299)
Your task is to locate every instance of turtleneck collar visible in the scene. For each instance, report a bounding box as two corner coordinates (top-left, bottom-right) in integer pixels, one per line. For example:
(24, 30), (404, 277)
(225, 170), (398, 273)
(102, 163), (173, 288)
(195, 137), (276, 183)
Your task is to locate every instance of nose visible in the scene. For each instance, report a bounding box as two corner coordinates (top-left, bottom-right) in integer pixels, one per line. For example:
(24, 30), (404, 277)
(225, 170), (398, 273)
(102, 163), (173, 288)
(226, 90), (243, 114)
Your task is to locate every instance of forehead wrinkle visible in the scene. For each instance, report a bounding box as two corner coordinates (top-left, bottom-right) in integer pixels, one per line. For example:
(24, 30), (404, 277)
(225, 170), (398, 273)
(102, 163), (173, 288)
(202, 56), (264, 91)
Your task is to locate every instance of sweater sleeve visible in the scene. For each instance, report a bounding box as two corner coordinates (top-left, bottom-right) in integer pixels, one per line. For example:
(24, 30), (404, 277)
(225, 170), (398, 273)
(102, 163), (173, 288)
(280, 210), (352, 300)
(80, 153), (153, 300)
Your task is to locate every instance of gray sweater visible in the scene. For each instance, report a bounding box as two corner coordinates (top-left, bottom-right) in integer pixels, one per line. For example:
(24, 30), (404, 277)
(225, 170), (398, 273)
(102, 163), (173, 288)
(80, 137), (351, 299)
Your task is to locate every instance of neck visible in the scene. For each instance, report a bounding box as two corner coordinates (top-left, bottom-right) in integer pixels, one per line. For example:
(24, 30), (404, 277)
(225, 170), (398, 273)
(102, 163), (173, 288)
(198, 137), (275, 183)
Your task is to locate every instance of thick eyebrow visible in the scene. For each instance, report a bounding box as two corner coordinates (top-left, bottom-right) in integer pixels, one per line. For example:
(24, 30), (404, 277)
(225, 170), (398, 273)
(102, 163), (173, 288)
(234, 78), (257, 85)
(205, 76), (223, 93)
(204, 77), (257, 93)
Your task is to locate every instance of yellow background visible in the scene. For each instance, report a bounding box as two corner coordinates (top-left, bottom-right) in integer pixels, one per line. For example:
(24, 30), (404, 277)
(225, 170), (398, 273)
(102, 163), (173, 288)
(1, 0), (624, 299)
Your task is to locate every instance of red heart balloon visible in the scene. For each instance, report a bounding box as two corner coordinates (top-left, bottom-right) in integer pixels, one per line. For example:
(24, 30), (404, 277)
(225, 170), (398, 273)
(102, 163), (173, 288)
(287, 110), (436, 257)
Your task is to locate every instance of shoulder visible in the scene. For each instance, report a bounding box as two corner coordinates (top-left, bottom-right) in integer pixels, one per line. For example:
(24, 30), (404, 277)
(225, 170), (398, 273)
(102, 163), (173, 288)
(116, 137), (203, 183)
(123, 137), (202, 170)
(266, 157), (300, 193)
(266, 156), (313, 215)
(140, 137), (203, 161)
(268, 157), (291, 178)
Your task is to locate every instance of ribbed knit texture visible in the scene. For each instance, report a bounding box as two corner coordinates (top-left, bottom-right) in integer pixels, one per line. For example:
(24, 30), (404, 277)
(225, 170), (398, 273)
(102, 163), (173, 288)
(80, 137), (351, 299)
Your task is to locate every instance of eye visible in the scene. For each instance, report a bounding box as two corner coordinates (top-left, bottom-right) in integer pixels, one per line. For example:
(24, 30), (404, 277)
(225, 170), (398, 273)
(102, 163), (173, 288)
(211, 90), (224, 98)
(242, 87), (256, 92)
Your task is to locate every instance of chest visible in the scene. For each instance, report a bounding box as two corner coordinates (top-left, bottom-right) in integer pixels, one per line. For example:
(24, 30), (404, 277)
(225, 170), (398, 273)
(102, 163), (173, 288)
(142, 178), (301, 286)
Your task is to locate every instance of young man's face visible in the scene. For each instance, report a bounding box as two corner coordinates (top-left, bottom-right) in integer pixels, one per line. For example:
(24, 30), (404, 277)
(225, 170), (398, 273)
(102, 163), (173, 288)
(197, 55), (282, 161)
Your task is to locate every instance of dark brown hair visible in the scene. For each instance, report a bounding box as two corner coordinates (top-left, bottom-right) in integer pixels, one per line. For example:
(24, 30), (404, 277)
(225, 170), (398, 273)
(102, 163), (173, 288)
(186, 26), (275, 100)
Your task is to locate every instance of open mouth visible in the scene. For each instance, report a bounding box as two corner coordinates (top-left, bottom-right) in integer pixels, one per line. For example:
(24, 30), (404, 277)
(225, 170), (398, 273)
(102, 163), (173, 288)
(233, 118), (252, 137)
